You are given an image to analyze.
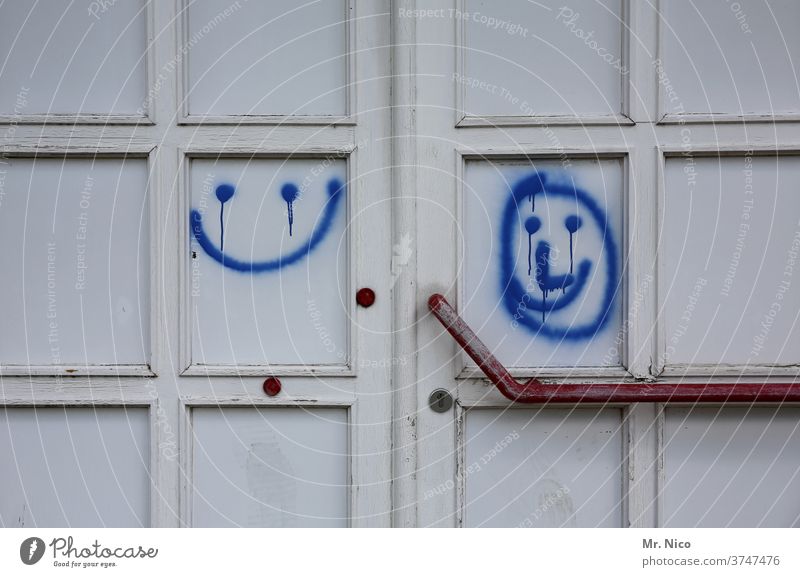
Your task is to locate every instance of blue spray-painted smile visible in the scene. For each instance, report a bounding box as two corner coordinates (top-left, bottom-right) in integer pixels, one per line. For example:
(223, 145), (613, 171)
(500, 173), (618, 340)
(190, 178), (345, 273)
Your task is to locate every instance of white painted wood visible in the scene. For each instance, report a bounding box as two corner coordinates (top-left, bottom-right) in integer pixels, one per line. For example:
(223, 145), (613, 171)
(391, 0), (420, 529)
(0, 157), (150, 372)
(0, 0), (392, 529)
(175, 0), (393, 527)
(661, 406), (800, 527)
(0, 0), (150, 120)
(189, 406), (349, 527)
(625, 403), (659, 527)
(412, 0), (463, 527)
(658, 152), (800, 373)
(148, 0), (181, 524)
(0, 406), (150, 527)
(462, 408), (623, 527)
(408, 0), (800, 529)
(181, 0), (352, 121)
(457, 0), (628, 122)
(3, 0), (800, 529)
(658, 0), (800, 120)
(626, 0), (658, 124)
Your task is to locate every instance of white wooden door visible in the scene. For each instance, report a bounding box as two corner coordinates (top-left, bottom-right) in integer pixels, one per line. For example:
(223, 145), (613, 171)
(404, 0), (800, 527)
(0, 0), (393, 527)
(3, 0), (800, 530)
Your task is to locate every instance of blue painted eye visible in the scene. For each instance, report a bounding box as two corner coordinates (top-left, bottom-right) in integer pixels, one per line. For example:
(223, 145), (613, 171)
(281, 183), (300, 203)
(565, 215), (582, 233)
(525, 216), (541, 235)
(215, 184), (235, 204)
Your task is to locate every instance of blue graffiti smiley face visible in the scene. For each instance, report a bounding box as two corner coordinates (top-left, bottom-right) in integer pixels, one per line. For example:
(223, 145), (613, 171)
(500, 172), (619, 340)
(190, 177), (345, 273)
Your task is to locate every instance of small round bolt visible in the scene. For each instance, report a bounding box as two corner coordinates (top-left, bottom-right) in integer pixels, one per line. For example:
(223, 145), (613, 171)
(263, 377), (282, 397)
(356, 288), (376, 308)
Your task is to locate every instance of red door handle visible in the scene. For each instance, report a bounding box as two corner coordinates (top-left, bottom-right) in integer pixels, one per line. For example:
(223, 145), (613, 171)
(427, 293), (800, 404)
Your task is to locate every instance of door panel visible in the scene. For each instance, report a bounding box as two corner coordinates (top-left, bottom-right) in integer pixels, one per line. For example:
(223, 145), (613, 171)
(0, 0), (148, 119)
(0, 407), (150, 528)
(459, 0), (625, 120)
(660, 155), (800, 369)
(659, 0), (800, 118)
(662, 407), (800, 528)
(184, 0), (349, 118)
(461, 157), (625, 369)
(187, 156), (349, 369)
(463, 408), (623, 528)
(0, 157), (150, 372)
(190, 407), (349, 528)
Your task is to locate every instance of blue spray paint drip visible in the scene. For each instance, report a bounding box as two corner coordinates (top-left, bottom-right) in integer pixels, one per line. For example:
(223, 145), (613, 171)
(534, 241), (576, 323)
(524, 216), (541, 276)
(281, 183), (300, 236)
(191, 178), (345, 273)
(564, 214), (582, 274)
(215, 184), (235, 251)
(499, 173), (618, 340)
(529, 172), (547, 213)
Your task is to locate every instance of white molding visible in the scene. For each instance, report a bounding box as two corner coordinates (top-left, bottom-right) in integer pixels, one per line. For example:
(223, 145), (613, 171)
(659, 113), (800, 125)
(181, 364), (355, 377)
(456, 114), (635, 128)
(625, 137), (656, 380)
(455, 366), (632, 380)
(180, 395), (354, 407)
(0, 144), (156, 157)
(659, 365), (800, 379)
(0, 365), (154, 377)
(0, 397), (154, 407)
(454, 400), (466, 528)
(456, 145), (633, 158)
(0, 114), (154, 126)
(625, 403), (658, 527)
(178, 400), (192, 528)
(391, 0), (419, 529)
(178, 115), (356, 126)
(660, 144), (800, 156)
(653, 145), (667, 379)
(654, 402), (666, 527)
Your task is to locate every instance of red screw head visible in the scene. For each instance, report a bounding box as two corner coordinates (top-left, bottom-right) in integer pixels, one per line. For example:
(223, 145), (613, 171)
(356, 287), (376, 308)
(263, 377), (281, 397)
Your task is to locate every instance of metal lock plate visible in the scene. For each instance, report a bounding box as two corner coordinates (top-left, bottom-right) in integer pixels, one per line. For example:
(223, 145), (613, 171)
(428, 389), (453, 413)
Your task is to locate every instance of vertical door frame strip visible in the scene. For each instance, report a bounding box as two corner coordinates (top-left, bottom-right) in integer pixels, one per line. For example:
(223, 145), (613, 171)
(391, 0), (419, 528)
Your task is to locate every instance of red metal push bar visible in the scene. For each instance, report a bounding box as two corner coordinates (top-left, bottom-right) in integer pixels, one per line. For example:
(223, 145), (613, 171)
(428, 293), (800, 404)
